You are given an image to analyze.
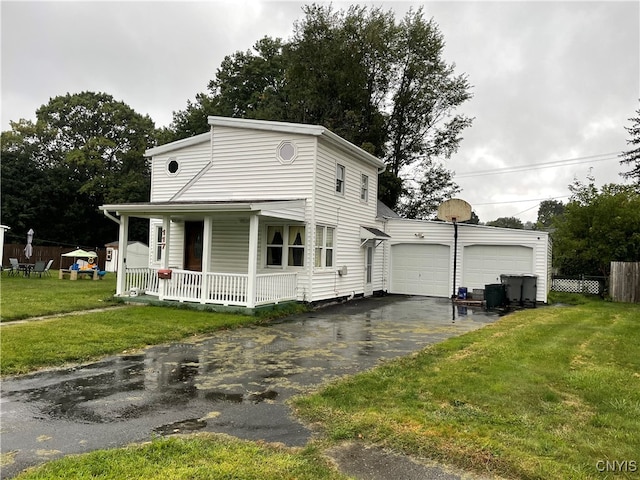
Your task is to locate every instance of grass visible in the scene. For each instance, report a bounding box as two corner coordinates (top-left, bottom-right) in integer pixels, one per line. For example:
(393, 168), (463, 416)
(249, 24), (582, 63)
(12, 434), (349, 480)
(0, 305), (261, 376)
(293, 297), (640, 479)
(3, 280), (639, 479)
(1, 271), (119, 321)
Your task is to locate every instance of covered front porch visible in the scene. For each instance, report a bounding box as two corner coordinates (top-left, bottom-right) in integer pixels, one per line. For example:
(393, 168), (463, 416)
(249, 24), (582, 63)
(99, 200), (307, 309)
(125, 267), (297, 307)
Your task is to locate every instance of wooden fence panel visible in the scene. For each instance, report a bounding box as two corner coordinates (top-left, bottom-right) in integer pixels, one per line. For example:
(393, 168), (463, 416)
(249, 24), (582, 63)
(2, 244), (107, 271)
(610, 262), (640, 303)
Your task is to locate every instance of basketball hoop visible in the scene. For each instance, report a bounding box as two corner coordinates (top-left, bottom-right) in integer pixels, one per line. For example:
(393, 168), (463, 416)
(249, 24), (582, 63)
(437, 199), (473, 300)
(437, 199), (472, 223)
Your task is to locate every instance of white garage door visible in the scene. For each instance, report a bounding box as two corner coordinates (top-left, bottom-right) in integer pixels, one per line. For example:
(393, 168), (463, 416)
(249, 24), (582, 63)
(391, 244), (450, 297)
(462, 245), (533, 289)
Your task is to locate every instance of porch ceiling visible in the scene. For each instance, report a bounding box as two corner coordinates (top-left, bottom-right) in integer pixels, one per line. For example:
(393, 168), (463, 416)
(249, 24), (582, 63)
(100, 199), (306, 222)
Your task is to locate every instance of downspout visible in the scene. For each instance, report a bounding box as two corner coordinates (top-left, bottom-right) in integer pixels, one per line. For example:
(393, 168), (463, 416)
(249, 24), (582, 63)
(102, 209), (121, 226)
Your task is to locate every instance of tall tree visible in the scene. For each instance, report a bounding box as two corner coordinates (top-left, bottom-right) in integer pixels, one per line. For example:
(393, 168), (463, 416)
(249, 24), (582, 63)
(1, 92), (156, 247)
(167, 4), (473, 215)
(536, 199), (565, 229)
(619, 105), (640, 185)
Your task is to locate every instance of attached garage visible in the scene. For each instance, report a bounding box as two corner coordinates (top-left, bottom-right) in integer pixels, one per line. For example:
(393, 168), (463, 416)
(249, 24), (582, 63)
(462, 245), (534, 289)
(390, 243), (451, 297)
(383, 218), (551, 303)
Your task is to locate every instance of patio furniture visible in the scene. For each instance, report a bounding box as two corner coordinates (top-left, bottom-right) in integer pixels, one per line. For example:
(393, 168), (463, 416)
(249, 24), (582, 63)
(19, 263), (35, 277)
(8, 258), (20, 276)
(43, 259), (54, 277)
(31, 260), (47, 277)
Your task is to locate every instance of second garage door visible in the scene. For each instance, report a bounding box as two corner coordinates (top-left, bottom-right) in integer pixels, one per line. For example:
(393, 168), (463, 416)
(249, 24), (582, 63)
(462, 245), (534, 289)
(390, 244), (451, 297)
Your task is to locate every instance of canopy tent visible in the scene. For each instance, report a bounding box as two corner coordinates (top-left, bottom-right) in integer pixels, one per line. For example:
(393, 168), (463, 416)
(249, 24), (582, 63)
(60, 249), (98, 270)
(62, 249), (97, 258)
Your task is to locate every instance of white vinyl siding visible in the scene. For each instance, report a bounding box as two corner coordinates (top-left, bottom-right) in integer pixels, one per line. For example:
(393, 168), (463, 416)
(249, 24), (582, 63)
(310, 141), (380, 302)
(150, 139), (211, 202)
(175, 127), (315, 203)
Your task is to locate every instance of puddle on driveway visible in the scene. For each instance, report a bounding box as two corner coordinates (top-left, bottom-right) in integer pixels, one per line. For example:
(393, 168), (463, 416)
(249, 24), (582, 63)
(1, 296), (498, 478)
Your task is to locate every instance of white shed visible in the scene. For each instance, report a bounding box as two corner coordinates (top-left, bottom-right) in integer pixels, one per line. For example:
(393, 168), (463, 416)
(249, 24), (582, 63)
(105, 241), (149, 272)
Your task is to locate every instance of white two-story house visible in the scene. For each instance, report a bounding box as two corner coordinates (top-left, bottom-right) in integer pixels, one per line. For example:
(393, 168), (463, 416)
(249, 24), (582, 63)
(100, 116), (391, 308)
(100, 116), (551, 309)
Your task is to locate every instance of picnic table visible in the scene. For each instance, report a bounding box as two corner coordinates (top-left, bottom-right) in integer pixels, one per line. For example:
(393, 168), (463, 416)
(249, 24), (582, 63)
(59, 268), (99, 280)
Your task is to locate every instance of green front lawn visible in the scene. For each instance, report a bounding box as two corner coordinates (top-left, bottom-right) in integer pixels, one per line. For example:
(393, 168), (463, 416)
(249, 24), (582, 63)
(293, 297), (640, 479)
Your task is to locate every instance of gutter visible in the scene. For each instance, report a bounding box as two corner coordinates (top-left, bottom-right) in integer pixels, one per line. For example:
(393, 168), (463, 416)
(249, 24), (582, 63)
(100, 208), (121, 225)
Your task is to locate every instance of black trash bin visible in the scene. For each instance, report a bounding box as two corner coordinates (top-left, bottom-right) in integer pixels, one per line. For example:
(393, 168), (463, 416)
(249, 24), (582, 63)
(500, 274), (538, 307)
(484, 283), (506, 309)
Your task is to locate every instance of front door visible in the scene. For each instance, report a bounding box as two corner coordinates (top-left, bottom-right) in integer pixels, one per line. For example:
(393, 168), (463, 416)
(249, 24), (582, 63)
(364, 245), (373, 296)
(184, 221), (204, 271)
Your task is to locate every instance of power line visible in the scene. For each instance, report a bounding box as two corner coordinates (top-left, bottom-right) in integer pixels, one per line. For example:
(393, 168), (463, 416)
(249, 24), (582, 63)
(455, 152), (621, 178)
(473, 194), (570, 206)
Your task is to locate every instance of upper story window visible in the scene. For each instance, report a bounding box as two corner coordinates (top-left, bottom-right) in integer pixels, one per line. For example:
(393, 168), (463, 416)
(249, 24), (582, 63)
(315, 225), (335, 268)
(361, 174), (369, 202)
(166, 157), (180, 175)
(277, 141), (297, 164)
(336, 164), (345, 195)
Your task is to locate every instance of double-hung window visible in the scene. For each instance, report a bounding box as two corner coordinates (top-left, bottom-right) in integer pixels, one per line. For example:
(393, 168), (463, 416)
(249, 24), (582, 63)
(336, 164), (345, 194)
(361, 174), (369, 202)
(266, 225), (305, 267)
(267, 226), (284, 266)
(315, 225), (335, 268)
(155, 225), (164, 262)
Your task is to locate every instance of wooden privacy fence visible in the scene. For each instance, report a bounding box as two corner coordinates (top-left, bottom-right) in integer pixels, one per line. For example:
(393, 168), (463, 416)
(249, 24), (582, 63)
(610, 262), (640, 303)
(2, 244), (107, 271)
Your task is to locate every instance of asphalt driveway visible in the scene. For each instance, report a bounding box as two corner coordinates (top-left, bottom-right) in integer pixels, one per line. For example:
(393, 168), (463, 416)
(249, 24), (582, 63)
(1, 295), (499, 478)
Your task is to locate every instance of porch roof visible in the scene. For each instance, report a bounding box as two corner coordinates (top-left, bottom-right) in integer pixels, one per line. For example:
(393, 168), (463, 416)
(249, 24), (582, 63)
(99, 199), (306, 222)
(360, 226), (392, 241)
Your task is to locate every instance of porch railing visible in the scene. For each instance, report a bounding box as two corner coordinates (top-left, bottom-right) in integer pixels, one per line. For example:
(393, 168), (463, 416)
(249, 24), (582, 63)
(123, 268), (297, 307)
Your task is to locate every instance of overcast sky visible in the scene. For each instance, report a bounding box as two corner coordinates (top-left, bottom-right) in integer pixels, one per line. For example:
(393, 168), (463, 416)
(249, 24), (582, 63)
(2, 1), (638, 223)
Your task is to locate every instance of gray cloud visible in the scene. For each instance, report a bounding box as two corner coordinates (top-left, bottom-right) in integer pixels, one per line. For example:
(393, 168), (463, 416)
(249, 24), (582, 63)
(2, 1), (638, 223)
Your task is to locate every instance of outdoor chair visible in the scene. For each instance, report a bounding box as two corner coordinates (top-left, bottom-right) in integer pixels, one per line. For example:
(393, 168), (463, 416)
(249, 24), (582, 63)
(31, 260), (47, 277)
(8, 258), (20, 276)
(43, 259), (54, 277)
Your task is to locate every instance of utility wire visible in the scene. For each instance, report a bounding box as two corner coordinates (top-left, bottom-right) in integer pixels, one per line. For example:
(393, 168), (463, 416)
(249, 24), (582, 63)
(473, 194), (570, 206)
(455, 152), (621, 178)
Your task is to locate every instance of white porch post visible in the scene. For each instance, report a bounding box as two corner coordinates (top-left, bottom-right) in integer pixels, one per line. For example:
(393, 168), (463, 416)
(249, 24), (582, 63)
(116, 214), (129, 296)
(200, 216), (213, 304)
(159, 216), (171, 301)
(246, 214), (259, 308)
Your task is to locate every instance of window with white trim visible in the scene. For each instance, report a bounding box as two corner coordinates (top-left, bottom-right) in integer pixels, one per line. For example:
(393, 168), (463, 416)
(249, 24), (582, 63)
(155, 226), (164, 261)
(315, 225), (335, 268)
(336, 164), (345, 194)
(266, 225), (306, 267)
(266, 226), (284, 266)
(288, 226), (305, 267)
(361, 174), (369, 202)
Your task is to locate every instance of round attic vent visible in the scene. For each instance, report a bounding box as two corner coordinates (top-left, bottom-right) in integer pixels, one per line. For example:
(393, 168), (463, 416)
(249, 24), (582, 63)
(277, 141), (297, 164)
